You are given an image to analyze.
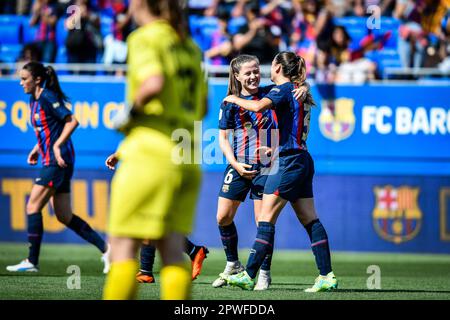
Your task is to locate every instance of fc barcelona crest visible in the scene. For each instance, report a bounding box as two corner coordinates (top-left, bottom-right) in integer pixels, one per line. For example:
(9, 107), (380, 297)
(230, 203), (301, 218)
(319, 98), (355, 142)
(373, 185), (422, 244)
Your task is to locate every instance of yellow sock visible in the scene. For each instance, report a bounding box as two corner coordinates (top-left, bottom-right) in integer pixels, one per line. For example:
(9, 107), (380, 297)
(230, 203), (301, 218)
(103, 259), (139, 300)
(160, 262), (191, 300)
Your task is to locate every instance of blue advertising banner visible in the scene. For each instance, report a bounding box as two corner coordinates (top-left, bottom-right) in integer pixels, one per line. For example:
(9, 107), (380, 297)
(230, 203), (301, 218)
(0, 79), (449, 252)
(0, 169), (449, 253)
(0, 78), (125, 169)
(0, 79), (449, 175)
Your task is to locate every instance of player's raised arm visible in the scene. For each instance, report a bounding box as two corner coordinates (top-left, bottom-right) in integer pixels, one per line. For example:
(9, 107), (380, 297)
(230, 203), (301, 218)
(223, 95), (273, 113)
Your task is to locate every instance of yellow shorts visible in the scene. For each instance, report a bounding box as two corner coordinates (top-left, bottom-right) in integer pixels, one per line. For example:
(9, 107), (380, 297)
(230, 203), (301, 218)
(108, 127), (201, 240)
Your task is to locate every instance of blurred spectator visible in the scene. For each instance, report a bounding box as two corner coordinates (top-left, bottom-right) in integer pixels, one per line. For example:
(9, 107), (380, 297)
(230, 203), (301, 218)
(394, 0), (426, 68)
(54, 0), (72, 17)
(438, 9), (450, 71)
(65, 0), (102, 64)
(329, 0), (348, 17)
(30, 0), (58, 63)
(232, 2), (278, 64)
(324, 25), (379, 83)
(290, 0), (322, 72)
(204, 0), (239, 17)
(364, 0), (396, 16)
(17, 0), (33, 15)
(204, 10), (233, 65)
(0, 0), (18, 14)
(260, 0), (292, 46)
(103, 1), (132, 66)
(421, 0), (450, 67)
(18, 43), (42, 62)
(15, 43), (42, 75)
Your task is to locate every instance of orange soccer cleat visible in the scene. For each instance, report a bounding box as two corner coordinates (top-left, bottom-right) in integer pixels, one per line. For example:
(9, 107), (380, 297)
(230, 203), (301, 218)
(136, 271), (155, 283)
(191, 246), (209, 280)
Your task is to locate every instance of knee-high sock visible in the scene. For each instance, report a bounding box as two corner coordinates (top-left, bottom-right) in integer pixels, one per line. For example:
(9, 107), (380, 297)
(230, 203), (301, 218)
(261, 236), (274, 271)
(304, 219), (332, 276)
(67, 214), (107, 253)
(218, 222), (239, 262)
(27, 212), (43, 266)
(185, 238), (197, 259)
(246, 222), (275, 279)
(103, 260), (139, 300)
(160, 262), (191, 300)
(140, 244), (156, 274)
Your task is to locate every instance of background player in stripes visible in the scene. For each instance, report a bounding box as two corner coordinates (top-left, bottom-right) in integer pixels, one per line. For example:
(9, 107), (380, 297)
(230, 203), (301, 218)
(7, 61), (109, 273)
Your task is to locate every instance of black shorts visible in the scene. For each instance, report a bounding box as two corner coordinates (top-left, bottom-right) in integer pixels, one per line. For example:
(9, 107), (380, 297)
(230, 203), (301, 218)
(35, 165), (74, 194)
(218, 164), (268, 202)
(264, 150), (314, 202)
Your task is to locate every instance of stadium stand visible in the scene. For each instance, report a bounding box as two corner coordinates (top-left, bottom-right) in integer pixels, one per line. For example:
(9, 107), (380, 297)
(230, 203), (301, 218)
(0, 0), (448, 81)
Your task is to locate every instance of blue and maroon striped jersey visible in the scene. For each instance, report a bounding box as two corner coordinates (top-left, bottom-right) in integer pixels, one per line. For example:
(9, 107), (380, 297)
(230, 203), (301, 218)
(219, 86), (277, 164)
(264, 82), (311, 153)
(30, 90), (75, 166)
(36, 5), (56, 42)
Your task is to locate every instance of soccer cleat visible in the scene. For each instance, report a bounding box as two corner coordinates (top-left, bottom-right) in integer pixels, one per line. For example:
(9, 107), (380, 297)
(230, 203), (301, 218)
(212, 261), (245, 288)
(224, 270), (256, 291)
(254, 270), (272, 291)
(191, 246), (209, 280)
(101, 245), (111, 274)
(6, 259), (39, 272)
(304, 271), (338, 292)
(136, 271), (155, 283)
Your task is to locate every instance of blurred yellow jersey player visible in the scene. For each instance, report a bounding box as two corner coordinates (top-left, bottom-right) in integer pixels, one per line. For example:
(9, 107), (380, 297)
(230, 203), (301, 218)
(103, 0), (207, 300)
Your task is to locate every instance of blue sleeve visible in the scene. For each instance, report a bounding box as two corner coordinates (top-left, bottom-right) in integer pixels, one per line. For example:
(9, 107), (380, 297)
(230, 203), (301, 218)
(259, 85), (275, 97)
(218, 102), (235, 130)
(42, 94), (72, 121)
(264, 86), (288, 110)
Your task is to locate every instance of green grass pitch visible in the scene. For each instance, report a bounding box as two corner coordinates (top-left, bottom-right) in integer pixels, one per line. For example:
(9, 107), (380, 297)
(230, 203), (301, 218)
(1, 242), (449, 300)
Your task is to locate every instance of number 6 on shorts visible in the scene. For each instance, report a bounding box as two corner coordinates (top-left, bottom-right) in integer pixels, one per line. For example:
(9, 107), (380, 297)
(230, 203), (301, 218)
(224, 169), (234, 184)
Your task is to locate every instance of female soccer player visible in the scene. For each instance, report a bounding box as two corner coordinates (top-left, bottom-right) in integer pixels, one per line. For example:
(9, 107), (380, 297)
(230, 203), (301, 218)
(7, 61), (109, 273)
(222, 51), (338, 292)
(103, 0), (207, 300)
(213, 54), (309, 291)
(104, 153), (209, 283)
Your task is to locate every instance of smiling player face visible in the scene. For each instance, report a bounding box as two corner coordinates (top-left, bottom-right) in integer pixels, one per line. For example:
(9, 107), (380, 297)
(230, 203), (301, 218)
(234, 61), (260, 95)
(19, 69), (38, 95)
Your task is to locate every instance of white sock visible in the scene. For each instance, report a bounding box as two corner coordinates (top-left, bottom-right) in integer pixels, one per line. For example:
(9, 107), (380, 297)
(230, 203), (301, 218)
(259, 269), (271, 278)
(226, 260), (241, 268)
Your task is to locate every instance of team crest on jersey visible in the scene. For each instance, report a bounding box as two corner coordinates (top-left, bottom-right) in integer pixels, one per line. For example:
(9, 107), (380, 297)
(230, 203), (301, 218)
(372, 185), (422, 244)
(319, 98), (355, 142)
(34, 114), (39, 121)
(222, 185), (230, 193)
(52, 102), (60, 108)
(244, 121), (253, 130)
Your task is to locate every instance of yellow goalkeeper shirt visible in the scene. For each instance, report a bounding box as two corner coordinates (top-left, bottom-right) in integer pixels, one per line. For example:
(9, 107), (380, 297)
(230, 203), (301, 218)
(125, 19), (207, 137)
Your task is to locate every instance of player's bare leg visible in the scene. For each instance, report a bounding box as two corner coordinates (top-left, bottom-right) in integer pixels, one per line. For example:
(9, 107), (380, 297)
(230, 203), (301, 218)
(52, 193), (109, 273)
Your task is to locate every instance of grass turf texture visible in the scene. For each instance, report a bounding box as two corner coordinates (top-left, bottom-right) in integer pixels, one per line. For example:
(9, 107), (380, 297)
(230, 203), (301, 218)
(1, 242), (449, 300)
